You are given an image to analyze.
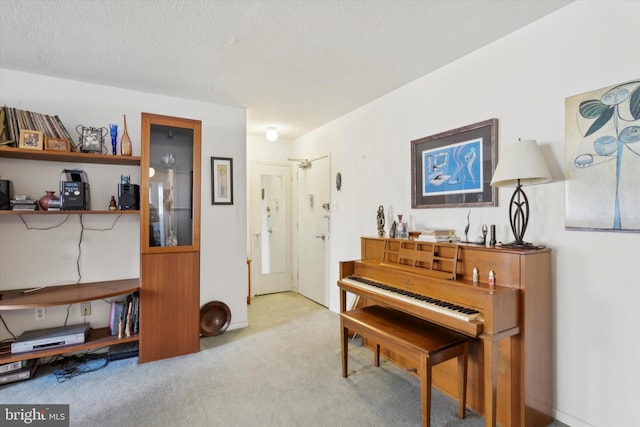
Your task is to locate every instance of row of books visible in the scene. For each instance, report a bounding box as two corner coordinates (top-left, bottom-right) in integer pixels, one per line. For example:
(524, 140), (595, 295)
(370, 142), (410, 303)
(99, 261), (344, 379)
(109, 292), (139, 338)
(2, 105), (74, 145)
(0, 359), (39, 385)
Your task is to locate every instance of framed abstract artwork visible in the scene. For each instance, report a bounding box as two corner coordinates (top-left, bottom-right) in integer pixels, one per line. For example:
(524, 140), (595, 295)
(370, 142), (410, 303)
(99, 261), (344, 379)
(565, 79), (640, 232)
(411, 119), (498, 209)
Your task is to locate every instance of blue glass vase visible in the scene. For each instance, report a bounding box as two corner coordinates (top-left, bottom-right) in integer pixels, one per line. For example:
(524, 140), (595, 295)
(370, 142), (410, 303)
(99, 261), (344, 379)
(109, 124), (118, 155)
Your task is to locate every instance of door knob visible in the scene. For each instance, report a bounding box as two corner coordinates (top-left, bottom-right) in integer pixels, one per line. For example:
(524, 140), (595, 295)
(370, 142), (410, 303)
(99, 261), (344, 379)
(315, 233), (326, 240)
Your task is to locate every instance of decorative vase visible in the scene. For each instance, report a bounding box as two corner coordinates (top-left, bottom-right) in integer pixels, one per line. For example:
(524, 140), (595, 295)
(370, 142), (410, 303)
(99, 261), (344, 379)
(109, 124), (118, 155)
(120, 115), (132, 156)
(39, 191), (59, 211)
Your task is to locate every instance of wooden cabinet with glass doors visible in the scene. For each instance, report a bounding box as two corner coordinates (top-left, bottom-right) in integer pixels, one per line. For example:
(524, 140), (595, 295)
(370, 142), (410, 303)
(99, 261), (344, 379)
(139, 113), (201, 363)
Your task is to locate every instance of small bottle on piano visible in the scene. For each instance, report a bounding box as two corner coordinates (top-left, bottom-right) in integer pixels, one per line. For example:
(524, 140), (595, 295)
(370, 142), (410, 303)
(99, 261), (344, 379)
(489, 270), (495, 293)
(472, 268), (479, 285)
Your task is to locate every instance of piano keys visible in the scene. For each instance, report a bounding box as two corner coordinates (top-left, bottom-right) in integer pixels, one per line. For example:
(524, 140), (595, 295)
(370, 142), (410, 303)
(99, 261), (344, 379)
(338, 236), (552, 427)
(341, 275), (481, 322)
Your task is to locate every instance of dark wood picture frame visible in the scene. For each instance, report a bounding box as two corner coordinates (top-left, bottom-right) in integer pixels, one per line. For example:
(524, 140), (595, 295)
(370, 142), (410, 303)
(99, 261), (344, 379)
(211, 156), (233, 205)
(411, 118), (498, 209)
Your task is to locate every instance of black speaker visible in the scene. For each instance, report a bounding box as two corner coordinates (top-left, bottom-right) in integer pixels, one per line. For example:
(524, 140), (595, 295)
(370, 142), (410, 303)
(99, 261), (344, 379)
(118, 183), (140, 210)
(0, 179), (12, 210)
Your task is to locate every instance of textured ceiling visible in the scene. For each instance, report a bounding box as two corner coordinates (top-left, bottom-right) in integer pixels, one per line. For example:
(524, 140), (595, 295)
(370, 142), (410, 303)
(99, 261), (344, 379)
(0, 0), (572, 140)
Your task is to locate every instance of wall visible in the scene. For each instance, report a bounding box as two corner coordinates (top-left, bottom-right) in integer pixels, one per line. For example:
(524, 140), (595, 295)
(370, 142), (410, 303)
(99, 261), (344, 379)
(294, 2), (639, 426)
(0, 69), (248, 337)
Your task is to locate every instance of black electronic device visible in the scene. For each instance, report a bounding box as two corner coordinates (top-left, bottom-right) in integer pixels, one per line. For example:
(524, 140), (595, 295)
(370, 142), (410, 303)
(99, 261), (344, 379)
(0, 179), (12, 210)
(118, 183), (140, 210)
(60, 169), (90, 210)
(60, 181), (90, 210)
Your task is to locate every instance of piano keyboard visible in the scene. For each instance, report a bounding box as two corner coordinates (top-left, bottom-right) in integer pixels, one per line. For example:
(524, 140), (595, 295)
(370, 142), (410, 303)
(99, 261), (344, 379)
(341, 275), (480, 322)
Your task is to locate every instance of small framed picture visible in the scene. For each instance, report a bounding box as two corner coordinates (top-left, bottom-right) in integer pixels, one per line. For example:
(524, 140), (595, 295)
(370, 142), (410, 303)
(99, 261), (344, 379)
(19, 129), (44, 150)
(211, 157), (233, 205)
(79, 127), (104, 153)
(45, 137), (70, 151)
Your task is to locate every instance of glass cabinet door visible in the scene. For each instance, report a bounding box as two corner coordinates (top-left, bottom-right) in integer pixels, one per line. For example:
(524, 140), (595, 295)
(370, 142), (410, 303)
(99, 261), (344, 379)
(141, 114), (201, 253)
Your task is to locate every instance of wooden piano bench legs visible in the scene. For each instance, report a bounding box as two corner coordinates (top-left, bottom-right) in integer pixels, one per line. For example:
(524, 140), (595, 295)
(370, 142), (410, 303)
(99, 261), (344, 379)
(340, 305), (470, 427)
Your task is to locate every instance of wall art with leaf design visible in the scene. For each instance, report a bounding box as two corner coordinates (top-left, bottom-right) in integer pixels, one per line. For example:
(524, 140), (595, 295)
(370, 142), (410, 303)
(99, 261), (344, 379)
(565, 79), (640, 232)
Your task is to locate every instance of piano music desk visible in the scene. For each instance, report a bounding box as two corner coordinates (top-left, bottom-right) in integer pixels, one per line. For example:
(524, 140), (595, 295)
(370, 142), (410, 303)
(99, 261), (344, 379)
(340, 305), (470, 427)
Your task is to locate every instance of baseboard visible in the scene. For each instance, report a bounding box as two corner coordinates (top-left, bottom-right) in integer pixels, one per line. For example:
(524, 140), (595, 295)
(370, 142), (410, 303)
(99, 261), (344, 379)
(553, 408), (595, 427)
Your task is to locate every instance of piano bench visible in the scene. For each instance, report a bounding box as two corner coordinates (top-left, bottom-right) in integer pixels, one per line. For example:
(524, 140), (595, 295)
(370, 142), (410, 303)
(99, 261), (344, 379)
(340, 305), (470, 427)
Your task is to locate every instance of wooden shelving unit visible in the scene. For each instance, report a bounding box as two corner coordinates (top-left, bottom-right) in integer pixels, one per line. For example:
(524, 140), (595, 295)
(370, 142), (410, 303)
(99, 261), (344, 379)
(0, 146), (140, 165)
(0, 328), (139, 365)
(0, 146), (142, 366)
(0, 279), (139, 310)
(0, 279), (139, 364)
(0, 210), (139, 215)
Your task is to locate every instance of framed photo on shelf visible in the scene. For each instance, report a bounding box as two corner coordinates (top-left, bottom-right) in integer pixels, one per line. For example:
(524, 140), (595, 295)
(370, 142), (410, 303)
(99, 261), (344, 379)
(77, 126), (106, 153)
(18, 129), (44, 150)
(211, 157), (233, 205)
(411, 118), (498, 209)
(45, 137), (70, 151)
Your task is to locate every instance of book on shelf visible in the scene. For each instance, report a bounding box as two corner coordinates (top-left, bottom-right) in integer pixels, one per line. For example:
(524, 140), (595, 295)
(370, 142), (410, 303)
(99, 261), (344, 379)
(109, 292), (139, 337)
(109, 301), (125, 336)
(0, 358), (39, 385)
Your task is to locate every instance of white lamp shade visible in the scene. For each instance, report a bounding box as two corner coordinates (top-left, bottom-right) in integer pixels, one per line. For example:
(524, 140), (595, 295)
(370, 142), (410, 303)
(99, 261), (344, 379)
(490, 139), (551, 187)
(266, 127), (278, 142)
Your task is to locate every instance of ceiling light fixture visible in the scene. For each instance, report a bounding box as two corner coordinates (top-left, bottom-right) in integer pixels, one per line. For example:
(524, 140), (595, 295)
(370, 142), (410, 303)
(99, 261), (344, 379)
(266, 127), (278, 142)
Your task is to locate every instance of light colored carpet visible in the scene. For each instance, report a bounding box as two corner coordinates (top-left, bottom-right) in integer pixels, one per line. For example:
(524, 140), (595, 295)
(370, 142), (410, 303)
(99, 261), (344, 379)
(0, 292), (560, 426)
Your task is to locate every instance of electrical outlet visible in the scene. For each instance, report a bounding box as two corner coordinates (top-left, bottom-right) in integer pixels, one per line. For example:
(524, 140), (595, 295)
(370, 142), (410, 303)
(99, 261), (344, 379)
(35, 307), (45, 320)
(81, 302), (91, 316)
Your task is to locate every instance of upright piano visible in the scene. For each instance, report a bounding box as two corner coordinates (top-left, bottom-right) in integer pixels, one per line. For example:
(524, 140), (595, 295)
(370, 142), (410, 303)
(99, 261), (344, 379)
(338, 237), (552, 427)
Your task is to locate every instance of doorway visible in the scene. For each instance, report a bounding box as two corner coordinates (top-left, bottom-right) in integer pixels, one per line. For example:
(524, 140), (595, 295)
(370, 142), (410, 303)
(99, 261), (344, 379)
(250, 162), (293, 295)
(295, 156), (330, 307)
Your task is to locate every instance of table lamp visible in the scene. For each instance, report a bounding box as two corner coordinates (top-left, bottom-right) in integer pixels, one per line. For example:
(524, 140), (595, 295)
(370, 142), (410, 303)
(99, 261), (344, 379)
(490, 139), (551, 247)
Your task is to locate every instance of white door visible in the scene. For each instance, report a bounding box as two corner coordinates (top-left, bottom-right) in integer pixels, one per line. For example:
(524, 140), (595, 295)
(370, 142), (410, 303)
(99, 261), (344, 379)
(297, 156), (330, 306)
(251, 163), (293, 295)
